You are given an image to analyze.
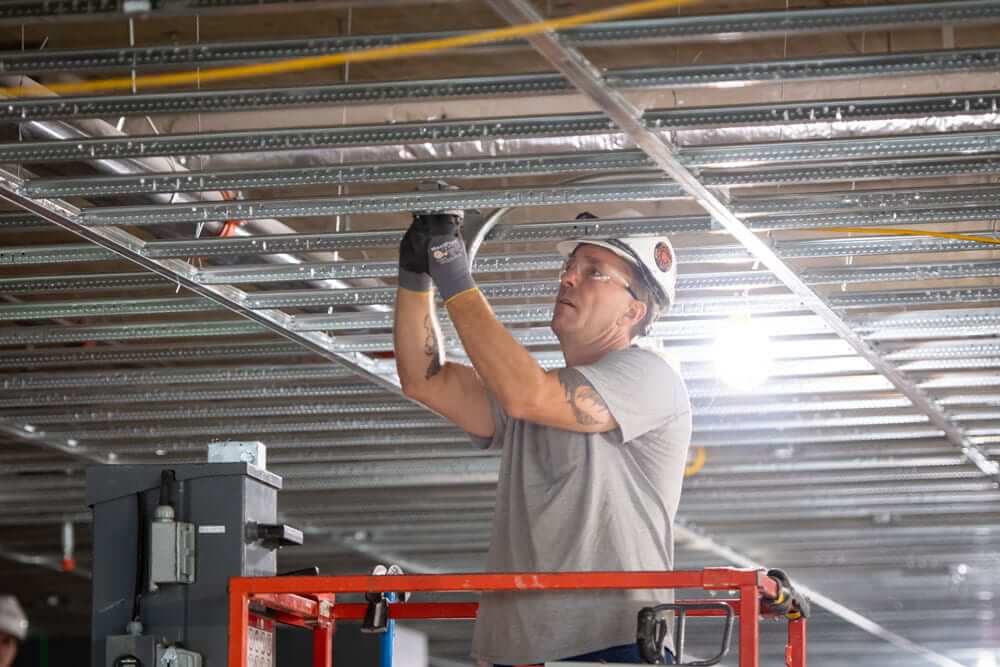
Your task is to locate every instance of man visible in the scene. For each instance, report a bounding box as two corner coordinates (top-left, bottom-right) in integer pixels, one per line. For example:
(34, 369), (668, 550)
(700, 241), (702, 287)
(393, 211), (691, 666)
(0, 596), (27, 667)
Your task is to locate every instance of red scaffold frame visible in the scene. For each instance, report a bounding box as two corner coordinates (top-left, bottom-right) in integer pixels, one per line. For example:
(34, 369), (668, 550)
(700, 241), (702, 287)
(227, 567), (807, 667)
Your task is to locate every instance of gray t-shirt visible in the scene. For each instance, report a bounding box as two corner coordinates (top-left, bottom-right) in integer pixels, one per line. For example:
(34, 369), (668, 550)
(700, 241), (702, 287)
(468, 346), (692, 665)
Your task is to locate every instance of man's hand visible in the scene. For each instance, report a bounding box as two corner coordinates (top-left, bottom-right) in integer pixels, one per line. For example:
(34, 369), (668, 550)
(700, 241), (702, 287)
(398, 215), (434, 292)
(424, 214), (476, 302)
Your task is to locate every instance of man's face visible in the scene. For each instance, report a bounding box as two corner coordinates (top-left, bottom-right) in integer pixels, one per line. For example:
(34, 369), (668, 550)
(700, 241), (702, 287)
(551, 244), (640, 341)
(0, 633), (19, 667)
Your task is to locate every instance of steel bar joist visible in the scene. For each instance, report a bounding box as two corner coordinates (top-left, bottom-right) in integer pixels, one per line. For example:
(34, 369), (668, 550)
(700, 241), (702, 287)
(485, 0), (1000, 483)
(0, 167), (405, 396)
(1, 0), (998, 59)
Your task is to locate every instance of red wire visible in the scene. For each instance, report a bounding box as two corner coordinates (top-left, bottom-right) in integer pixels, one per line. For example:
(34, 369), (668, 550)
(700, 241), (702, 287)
(219, 191), (244, 238)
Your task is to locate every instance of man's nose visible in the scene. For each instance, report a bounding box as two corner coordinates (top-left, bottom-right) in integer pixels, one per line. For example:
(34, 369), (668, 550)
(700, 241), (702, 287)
(559, 264), (579, 286)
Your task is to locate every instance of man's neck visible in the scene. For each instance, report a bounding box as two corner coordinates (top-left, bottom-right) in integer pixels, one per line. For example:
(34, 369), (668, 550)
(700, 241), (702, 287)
(561, 334), (631, 367)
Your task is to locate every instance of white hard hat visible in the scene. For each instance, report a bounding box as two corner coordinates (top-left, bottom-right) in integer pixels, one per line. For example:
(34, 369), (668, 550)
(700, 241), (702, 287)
(0, 595), (28, 641)
(556, 232), (678, 312)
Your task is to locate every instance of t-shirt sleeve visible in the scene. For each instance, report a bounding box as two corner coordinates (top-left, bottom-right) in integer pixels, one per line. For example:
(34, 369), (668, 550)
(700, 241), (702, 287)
(574, 348), (687, 443)
(467, 390), (508, 451)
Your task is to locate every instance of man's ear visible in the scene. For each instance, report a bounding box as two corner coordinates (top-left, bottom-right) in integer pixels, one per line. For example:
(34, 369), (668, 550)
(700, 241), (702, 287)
(622, 300), (647, 327)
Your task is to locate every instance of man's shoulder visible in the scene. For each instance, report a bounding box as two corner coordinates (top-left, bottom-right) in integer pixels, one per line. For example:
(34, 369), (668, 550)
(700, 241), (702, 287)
(593, 344), (681, 377)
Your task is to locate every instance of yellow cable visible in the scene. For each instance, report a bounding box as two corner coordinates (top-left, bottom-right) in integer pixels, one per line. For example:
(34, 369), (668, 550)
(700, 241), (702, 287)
(684, 446), (706, 478)
(813, 227), (1000, 246)
(0, 0), (699, 98)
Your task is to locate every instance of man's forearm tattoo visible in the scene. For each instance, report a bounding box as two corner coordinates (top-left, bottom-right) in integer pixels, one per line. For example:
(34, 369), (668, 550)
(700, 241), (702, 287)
(423, 313), (443, 379)
(557, 369), (610, 426)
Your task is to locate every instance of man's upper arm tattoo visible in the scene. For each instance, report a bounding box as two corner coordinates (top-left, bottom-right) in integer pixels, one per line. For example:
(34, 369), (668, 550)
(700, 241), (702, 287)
(558, 368), (611, 426)
(423, 313), (443, 379)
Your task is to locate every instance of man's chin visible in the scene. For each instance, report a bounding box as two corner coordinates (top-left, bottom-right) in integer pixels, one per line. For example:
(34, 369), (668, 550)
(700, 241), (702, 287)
(550, 316), (564, 337)
(550, 313), (575, 338)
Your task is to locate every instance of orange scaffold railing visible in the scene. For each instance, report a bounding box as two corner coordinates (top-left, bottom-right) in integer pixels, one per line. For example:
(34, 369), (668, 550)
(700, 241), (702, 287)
(227, 567), (808, 667)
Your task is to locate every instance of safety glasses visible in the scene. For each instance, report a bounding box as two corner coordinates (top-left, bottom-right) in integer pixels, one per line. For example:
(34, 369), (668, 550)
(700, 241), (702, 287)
(559, 256), (640, 301)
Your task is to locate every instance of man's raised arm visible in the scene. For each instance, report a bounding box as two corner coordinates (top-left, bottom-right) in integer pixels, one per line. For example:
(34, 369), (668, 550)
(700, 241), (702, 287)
(392, 214), (494, 438)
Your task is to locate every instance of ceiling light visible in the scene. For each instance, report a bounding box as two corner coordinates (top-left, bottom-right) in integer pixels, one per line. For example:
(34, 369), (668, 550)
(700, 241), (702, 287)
(66, 439), (78, 447)
(154, 449), (167, 457)
(977, 650), (997, 667)
(713, 312), (773, 391)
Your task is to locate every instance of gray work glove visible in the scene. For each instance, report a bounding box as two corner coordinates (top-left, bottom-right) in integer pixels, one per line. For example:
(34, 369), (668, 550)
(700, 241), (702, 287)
(398, 215), (434, 292)
(424, 214), (476, 303)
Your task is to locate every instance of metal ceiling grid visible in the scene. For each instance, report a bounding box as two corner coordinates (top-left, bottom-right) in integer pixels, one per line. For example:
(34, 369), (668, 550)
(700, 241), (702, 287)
(2, 1), (1000, 666)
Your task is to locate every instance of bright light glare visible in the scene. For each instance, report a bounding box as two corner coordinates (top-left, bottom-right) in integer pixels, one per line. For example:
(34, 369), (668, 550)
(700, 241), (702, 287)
(977, 650), (997, 667)
(713, 313), (773, 391)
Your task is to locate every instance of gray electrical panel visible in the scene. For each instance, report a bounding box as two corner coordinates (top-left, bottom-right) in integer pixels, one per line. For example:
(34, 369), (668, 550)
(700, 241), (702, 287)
(87, 462), (289, 667)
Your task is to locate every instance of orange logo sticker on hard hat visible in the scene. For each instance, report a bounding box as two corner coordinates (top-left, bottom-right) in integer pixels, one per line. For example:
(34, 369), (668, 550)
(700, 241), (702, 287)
(654, 242), (673, 272)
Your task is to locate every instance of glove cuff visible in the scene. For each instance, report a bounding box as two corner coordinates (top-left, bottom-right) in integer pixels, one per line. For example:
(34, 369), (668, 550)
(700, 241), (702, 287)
(398, 268), (433, 293)
(440, 273), (477, 303)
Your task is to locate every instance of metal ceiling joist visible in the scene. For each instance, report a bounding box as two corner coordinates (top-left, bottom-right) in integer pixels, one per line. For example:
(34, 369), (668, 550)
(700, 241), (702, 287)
(0, 0), (446, 24)
(2, 0), (998, 66)
(0, 271), (165, 293)
(10, 400), (421, 425)
(0, 405), (920, 432)
(0, 341), (308, 369)
(0, 384), (387, 408)
(4, 356), (1000, 412)
(48, 416), (451, 442)
(5, 209), (1000, 270)
(144, 209), (1000, 260)
(11, 106), (1000, 164)
(734, 185), (1000, 215)
(77, 182), (687, 226)
(0, 364), (352, 390)
(0, 320), (265, 346)
(165, 218), (1000, 258)
(7, 65), (1000, 126)
(193, 254), (1000, 288)
(24, 149), (1000, 201)
(29, 152), (658, 197)
(4, 304), (999, 349)
(70, 184), (1000, 228)
(5, 285), (1000, 327)
(0, 297), (217, 320)
(9, 337), (999, 390)
(0, 258), (1000, 306)
(0, 167), (405, 397)
(486, 0), (1000, 485)
(18, 402), (991, 432)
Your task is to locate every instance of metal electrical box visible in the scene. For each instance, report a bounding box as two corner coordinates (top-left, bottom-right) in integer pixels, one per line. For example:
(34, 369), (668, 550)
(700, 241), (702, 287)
(87, 462), (286, 667)
(150, 515), (196, 586)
